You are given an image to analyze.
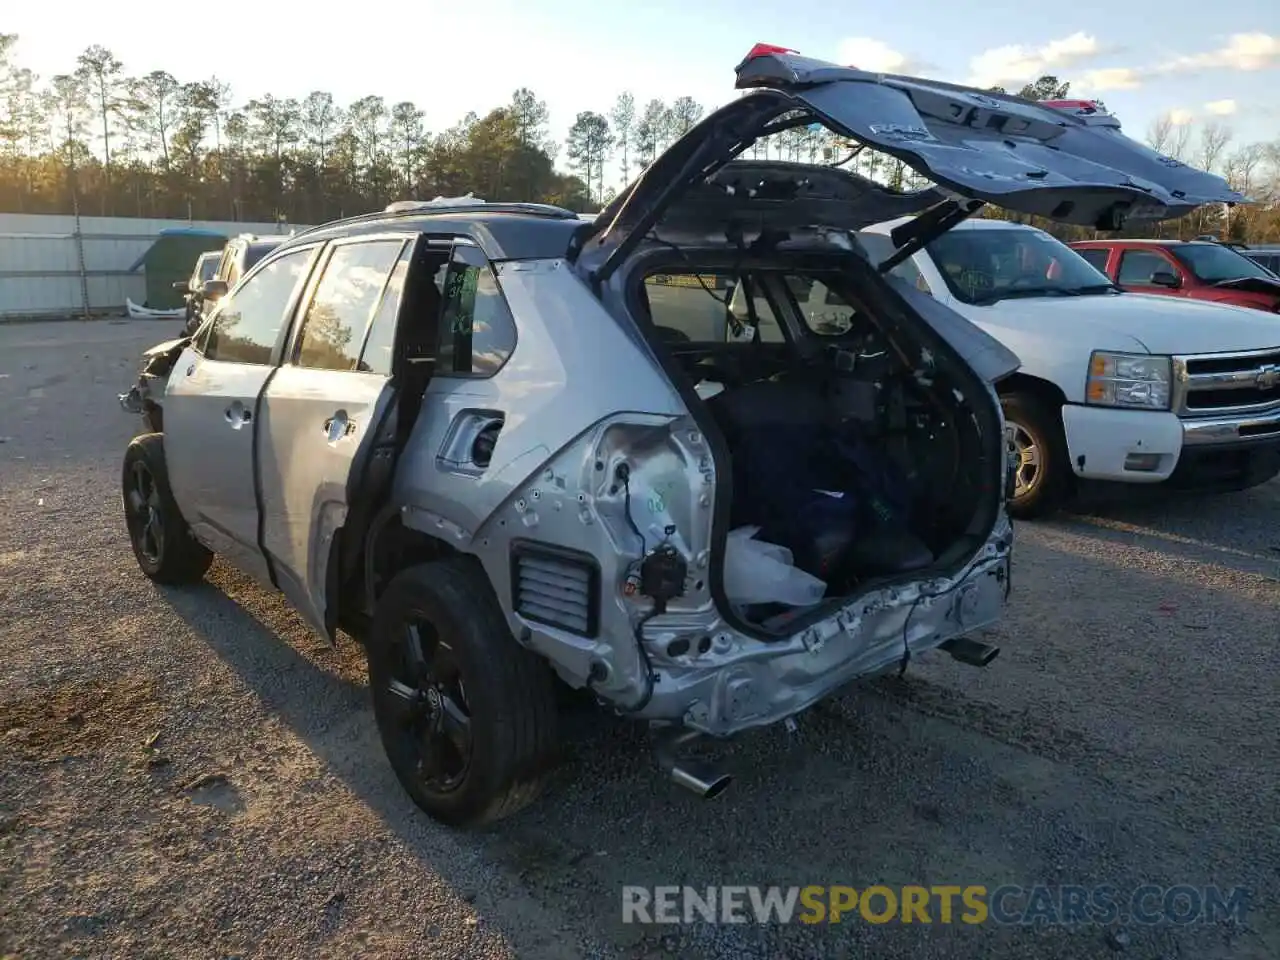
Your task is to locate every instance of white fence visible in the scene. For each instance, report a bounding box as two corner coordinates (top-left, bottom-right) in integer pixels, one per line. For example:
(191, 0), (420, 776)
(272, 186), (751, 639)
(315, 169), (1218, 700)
(0, 213), (315, 320)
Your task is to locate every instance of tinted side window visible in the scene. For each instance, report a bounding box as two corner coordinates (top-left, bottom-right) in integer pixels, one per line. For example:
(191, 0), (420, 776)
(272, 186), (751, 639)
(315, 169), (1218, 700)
(244, 243), (277, 272)
(438, 245), (516, 377)
(644, 273), (738, 342)
(296, 240), (406, 372)
(358, 244), (414, 375)
(1076, 248), (1110, 272)
(1118, 251), (1174, 285)
(645, 272), (788, 343)
(204, 248), (313, 365)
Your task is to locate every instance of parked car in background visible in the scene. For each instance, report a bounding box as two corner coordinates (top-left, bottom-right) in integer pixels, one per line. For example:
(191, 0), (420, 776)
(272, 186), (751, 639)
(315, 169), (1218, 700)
(1069, 238), (1280, 313)
(117, 46), (1240, 826)
(120, 235), (290, 427)
(1240, 246), (1280, 276)
(183, 233), (289, 334)
(859, 220), (1280, 517)
(173, 250), (221, 330)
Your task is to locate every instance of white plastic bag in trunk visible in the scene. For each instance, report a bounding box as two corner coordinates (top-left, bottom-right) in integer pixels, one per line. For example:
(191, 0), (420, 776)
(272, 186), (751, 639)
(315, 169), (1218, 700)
(724, 526), (826, 607)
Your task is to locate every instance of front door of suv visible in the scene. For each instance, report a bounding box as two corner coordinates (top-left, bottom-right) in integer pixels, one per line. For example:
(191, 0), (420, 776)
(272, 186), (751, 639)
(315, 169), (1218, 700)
(255, 235), (417, 637)
(165, 244), (320, 586)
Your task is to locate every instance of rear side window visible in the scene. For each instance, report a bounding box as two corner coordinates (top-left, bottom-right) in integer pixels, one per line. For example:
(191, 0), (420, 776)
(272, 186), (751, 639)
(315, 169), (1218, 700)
(438, 245), (517, 378)
(295, 239), (406, 372)
(1118, 251), (1174, 285)
(358, 244), (414, 375)
(643, 273), (741, 342)
(244, 242), (280, 272)
(1076, 248), (1110, 272)
(204, 248), (314, 365)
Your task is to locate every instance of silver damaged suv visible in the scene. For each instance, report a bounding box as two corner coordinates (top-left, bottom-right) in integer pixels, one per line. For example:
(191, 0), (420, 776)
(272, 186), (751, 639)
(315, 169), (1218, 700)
(118, 48), (1240, 826)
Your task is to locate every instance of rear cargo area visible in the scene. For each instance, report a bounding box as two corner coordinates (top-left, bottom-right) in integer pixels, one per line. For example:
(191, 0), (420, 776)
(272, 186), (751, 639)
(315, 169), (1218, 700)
(639, 264), (1001, 629)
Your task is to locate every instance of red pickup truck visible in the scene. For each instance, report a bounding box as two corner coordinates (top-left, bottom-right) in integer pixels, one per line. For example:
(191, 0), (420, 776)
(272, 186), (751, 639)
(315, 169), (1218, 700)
(1069, 239), (1280, 313)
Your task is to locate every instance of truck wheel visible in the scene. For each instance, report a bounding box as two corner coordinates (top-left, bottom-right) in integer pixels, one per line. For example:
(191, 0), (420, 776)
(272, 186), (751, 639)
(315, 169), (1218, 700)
(1001, 393), (1071, 519)
(121, 434), (214, 584)
(366, 559), (560, 827)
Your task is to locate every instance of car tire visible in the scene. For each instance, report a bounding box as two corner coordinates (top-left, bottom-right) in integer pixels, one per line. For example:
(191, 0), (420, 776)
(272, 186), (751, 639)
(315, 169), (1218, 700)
(366, 558), (560, 827)
(121, 433), (214, 584)
(1001, 392), (1071, 519)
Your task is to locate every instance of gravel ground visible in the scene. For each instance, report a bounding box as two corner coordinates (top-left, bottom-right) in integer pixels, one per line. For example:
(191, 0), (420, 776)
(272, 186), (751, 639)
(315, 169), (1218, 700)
(1, 319), (1277, 960)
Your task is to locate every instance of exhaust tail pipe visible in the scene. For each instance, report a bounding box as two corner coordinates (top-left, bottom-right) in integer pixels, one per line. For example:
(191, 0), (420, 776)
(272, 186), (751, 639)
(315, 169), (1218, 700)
(940, 636), (1000, 667)
(653, 728), (733, 800)
(669, 761), (734, 800)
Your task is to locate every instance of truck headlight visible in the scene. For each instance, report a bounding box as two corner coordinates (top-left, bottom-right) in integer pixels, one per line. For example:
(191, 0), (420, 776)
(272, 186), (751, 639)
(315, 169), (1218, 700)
(1086, 351), (1171, 410)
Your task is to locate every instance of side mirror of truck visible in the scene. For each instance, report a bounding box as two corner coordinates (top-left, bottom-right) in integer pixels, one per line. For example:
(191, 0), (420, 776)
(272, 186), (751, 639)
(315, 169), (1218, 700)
(200, 279), (229, 301)
(1150, 270), (1181, 289)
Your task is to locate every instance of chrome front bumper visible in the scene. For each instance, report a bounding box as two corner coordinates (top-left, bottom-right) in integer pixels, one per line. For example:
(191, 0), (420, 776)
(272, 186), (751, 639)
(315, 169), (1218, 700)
(1181, 407), (1280, 446)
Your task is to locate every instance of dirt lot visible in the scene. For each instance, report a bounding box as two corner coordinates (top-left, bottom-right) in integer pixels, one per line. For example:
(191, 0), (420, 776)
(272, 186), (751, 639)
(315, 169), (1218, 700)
(1, 319), (1277, 960)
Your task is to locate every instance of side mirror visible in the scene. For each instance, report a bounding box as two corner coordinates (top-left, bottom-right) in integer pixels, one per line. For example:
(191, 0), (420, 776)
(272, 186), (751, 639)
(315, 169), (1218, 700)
(200, 279), (229, 301)
(172, 280), (190, 293)
(1150, 270), (1181, 289)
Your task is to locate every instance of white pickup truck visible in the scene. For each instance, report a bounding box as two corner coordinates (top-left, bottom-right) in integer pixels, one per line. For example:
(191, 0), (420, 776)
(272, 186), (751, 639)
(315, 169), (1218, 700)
(853, 218), (1280, 517)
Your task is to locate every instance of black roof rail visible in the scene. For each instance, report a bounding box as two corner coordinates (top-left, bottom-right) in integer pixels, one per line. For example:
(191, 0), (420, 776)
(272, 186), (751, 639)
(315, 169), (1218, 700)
(288, 201), (582, 242)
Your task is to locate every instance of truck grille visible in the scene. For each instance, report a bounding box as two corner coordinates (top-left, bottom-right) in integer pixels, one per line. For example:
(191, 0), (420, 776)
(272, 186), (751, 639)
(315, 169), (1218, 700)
(1174, 349), (1280, 417)
(510, 541), (600, 638)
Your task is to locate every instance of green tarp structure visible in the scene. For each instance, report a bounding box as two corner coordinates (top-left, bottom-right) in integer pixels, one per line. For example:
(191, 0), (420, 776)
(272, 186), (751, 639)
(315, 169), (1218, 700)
(128, 228), (228, 309)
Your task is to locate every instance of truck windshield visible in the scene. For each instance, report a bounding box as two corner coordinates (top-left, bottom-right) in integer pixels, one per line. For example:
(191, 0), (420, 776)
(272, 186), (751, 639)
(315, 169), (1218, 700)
(1173, 243), (1276, 283)
(924, 228), (1117, 305)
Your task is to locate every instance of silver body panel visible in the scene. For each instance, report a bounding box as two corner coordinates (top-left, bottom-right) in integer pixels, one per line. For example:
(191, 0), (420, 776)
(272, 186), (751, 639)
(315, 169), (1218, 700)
(164, 352), (276, 587)
(390, 260), (1012, 730)
(258, 365), (394, 637)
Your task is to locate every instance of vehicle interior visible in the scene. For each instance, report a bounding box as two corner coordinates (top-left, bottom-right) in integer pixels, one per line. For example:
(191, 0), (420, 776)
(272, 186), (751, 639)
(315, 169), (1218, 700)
(632, 252), (1000, 629)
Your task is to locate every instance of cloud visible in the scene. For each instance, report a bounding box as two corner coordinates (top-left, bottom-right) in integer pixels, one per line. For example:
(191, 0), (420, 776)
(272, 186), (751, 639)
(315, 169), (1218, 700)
(1160, 32), (1280, 74)
(1204, 98), (1238, 116)
(966, 32), (1103, 88)
(1167, 109), (1195, 126)
(959, 30), (1277, 99)
(836, 38), (917, 74)
(1074, 67), (1143, 93)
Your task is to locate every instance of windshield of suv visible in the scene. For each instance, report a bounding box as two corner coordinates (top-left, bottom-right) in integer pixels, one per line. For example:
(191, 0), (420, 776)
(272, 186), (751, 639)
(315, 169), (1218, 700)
(924, 227), (1117, 305)
(1172, 243), (1277, 283)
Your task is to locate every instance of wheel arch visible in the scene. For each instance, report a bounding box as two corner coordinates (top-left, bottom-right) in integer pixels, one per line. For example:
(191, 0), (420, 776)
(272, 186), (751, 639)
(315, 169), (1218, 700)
(358, 503), (461, 615)
(997, 372), (1068, 409)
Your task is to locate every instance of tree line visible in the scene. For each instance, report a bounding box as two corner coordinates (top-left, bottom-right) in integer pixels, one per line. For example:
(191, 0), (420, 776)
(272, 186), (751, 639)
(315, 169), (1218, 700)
(1, 34), (1277, 243)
